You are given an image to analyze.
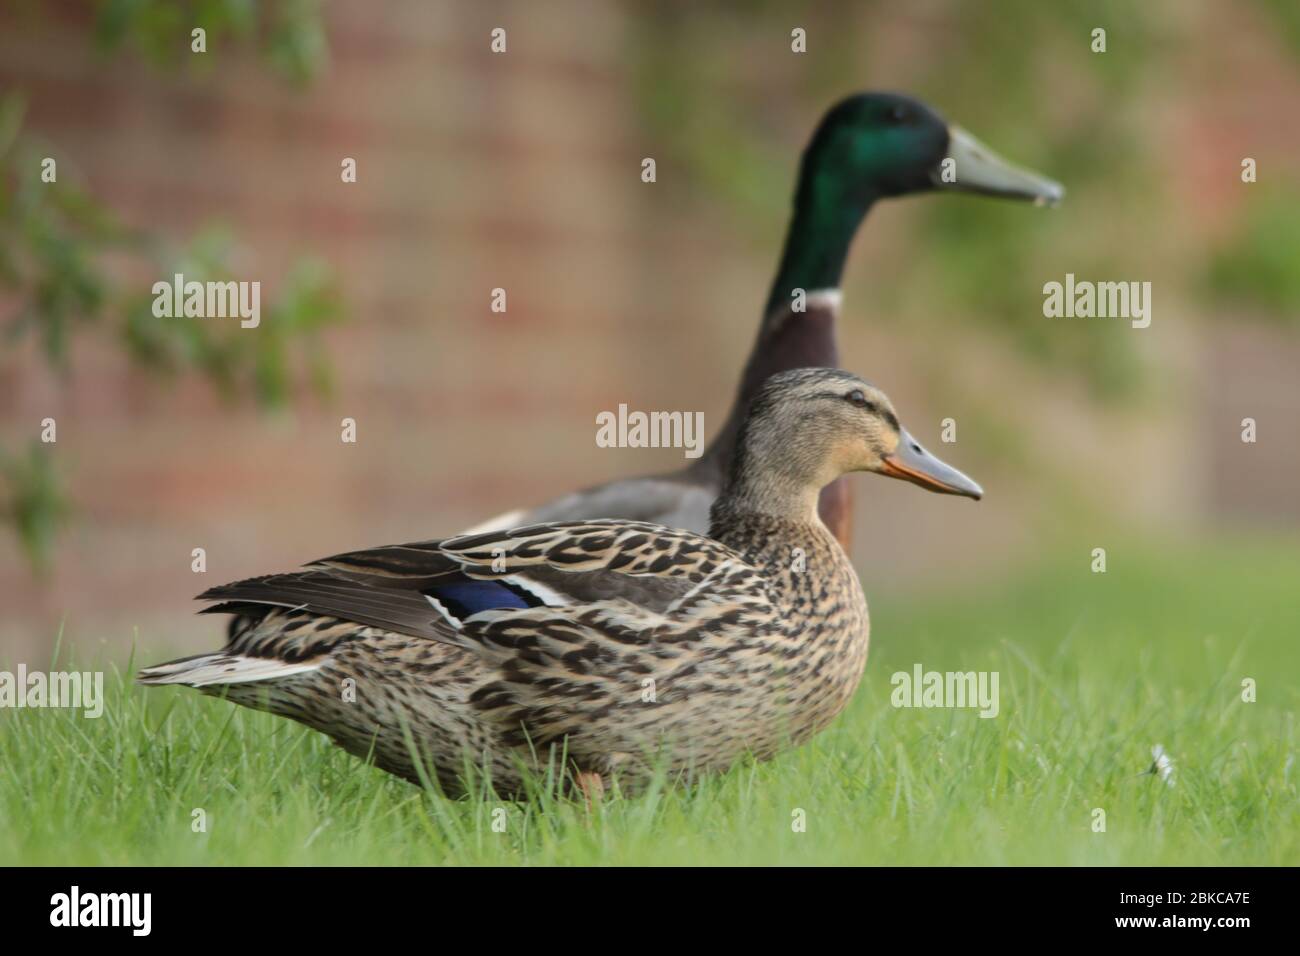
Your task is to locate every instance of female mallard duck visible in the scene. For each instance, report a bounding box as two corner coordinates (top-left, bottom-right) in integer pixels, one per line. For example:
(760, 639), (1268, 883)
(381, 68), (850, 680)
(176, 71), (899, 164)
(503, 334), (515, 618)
(466, 92), (1058, 545)
(140, 368), (981, 797)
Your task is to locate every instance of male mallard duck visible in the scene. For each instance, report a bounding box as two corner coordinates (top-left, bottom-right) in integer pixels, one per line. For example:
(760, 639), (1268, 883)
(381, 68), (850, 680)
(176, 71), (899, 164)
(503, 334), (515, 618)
(139, 368), (981, 797)
(466, 92), (1059, 545)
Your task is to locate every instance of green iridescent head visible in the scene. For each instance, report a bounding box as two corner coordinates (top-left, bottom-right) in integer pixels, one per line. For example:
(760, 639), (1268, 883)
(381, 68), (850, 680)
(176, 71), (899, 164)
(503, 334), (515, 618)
(767, 92), (1063, 313)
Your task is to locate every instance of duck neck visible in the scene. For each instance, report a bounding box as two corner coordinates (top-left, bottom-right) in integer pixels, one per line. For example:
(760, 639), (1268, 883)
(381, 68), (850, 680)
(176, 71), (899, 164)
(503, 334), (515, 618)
(708, 432), (839, 554)
(713, 473), (823, 529)
(708, 480), (844, 577)
(695, 186), (875, 482)
(763, 185), (875, 320)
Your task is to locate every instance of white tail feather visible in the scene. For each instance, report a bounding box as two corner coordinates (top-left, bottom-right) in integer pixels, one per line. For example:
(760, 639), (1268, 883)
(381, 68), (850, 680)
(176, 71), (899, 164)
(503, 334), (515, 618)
(137, 653), (323, 688)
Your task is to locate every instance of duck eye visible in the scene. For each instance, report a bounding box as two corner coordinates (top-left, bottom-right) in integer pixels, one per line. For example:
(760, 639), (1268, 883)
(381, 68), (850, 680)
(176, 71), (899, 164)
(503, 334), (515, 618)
(846, 389), (873, 410)
(887, 104), (908, 124)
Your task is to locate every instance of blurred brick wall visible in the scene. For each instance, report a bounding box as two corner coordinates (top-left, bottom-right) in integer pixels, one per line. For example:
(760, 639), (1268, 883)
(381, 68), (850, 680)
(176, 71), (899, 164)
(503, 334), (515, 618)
(0, 0), (777, 655)
(1, 1), (1298, 658)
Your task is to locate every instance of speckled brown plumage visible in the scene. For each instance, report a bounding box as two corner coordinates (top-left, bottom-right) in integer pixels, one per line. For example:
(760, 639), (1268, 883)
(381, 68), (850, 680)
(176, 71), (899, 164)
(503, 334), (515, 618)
(139, 368), (981, 796)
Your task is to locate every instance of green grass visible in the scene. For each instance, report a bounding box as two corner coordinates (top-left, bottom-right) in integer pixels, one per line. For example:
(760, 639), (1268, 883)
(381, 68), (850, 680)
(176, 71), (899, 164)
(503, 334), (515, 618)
(3, 535), (1297, 865)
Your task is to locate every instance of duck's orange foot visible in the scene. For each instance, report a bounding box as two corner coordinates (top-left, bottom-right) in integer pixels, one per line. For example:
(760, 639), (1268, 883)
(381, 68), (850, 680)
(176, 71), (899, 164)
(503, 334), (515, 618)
(574, 770), (605, 812)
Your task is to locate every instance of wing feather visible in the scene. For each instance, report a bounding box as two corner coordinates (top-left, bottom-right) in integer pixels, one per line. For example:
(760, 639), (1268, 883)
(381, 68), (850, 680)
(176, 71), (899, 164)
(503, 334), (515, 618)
(196, 521), (753, 653)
